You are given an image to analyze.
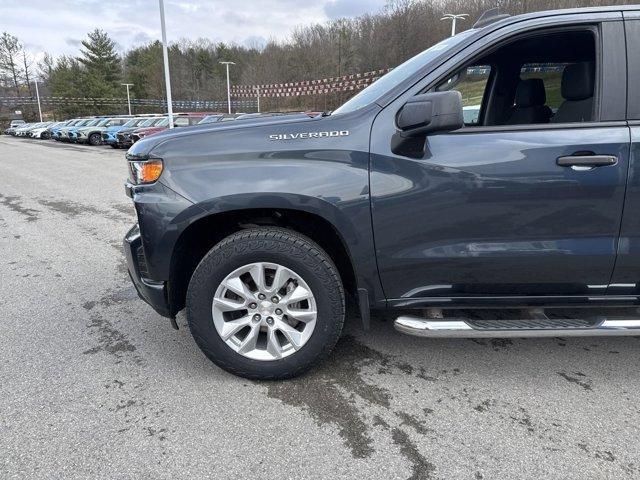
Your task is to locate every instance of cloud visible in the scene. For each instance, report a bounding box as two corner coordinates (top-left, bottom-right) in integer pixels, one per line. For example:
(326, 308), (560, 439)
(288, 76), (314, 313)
(242, 36), (267, 50)
(324, 0), (387, 19)
(65, 38), (82, 48)
(0, 0), (380, 58)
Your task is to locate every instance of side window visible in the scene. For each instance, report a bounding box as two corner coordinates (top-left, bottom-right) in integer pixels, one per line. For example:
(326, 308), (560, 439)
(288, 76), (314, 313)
(174, 117), (189, 127)
(431, 28), (597, 127)
(519, 63), (567, 114)
(436, 65), (491, 126)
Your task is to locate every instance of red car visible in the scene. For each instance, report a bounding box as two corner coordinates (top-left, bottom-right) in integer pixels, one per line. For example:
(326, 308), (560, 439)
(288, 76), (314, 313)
(131, 113), (216, 143)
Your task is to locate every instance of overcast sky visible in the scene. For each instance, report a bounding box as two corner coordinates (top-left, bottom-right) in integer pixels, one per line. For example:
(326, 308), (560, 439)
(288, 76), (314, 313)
(0, 0), (388, 61)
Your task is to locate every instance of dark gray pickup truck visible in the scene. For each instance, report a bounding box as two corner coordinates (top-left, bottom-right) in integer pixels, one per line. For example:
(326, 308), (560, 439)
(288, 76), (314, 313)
(124, 6), (640, 379)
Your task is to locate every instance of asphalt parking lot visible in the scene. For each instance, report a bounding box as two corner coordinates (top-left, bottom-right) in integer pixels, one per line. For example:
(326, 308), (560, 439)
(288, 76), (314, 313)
(1, 135), (639, 479)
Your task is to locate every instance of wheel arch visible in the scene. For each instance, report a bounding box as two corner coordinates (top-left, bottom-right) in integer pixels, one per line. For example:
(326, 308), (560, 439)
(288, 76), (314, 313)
(167, 199), (365, 319)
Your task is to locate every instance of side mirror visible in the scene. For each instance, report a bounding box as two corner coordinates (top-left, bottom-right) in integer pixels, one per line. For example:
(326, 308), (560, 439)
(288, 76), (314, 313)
(396, 91), (464, 137)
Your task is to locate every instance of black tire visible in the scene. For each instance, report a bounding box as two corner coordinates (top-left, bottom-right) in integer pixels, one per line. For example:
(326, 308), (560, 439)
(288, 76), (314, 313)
(88, 133), (101, 146)
(110, 143), (119, 149)
(186, 227), (345, 380)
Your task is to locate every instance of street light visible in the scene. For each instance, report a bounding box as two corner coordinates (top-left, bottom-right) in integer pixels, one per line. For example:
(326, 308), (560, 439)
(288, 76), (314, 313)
(441, 13), (468, 36)
(122, 83), (134, 115)
(33, 79), (43, 122)
(159, 0), (174, 128)
(220, 61), (235, 114)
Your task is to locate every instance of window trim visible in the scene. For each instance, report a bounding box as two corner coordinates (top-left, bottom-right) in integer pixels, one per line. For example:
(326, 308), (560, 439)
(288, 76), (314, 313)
(447, 120), (627, 135)
(624, 17), (640, 119)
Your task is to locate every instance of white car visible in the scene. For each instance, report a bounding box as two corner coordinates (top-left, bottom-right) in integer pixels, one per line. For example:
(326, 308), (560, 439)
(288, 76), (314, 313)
(13, 123), (39, 137)
(29, 121), (64, 140)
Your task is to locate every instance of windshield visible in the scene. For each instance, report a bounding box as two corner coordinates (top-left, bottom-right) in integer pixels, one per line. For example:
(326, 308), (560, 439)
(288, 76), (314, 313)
(198, 115), (221, 124)
(156, 118), (170, 127)
(332, 30), (475, 115)
(140, 117), (163, 127)
(96, 118), (111, 127)
(123, 118), (143, 127)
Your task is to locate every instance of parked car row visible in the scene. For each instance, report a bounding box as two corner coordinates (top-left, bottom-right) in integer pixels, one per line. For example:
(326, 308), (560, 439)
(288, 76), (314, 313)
(3, 111), (321, 148)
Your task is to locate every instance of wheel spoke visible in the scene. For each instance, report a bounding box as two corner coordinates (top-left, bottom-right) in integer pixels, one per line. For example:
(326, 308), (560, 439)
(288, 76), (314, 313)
(277, 322), (304, 350)
(285, 285), (313, 305)
(268, 265), (291, 294)
(248, 263), (267, 292)
(222, 275), (253, 303)
(219, 316), (252, 341)
(286, 308), (317, 323)
(266, 328), (283, 359)
(213, 297), (245, 311)
(237, 324), (260, 354)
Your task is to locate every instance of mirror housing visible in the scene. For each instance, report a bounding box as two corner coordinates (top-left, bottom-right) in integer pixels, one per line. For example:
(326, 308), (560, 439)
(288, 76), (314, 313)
(396, 91), (464, 137)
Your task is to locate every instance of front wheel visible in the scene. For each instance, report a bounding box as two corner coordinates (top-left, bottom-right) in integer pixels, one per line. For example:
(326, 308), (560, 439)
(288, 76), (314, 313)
(88, 133), (102, 146)
(186, 228), (345, 379)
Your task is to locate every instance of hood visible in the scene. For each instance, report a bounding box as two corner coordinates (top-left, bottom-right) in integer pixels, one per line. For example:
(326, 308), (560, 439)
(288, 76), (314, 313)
(128, 113), (330, 158)
(77, 125), (106, 133)
(118, 127), (139, 135)
(105, 125), (126, 132)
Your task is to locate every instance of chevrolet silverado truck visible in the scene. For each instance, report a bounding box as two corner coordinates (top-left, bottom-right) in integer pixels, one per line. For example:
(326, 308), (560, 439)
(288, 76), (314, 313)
(124, 6), (640, 379)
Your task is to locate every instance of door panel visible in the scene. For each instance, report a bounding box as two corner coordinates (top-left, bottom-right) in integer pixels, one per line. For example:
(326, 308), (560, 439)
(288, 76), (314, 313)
(370, 125), (630, 300)
(606, 17), (640, 294)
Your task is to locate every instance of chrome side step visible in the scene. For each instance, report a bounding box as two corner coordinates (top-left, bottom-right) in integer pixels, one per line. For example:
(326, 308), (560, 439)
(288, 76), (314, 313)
(394, 315), (640, 338)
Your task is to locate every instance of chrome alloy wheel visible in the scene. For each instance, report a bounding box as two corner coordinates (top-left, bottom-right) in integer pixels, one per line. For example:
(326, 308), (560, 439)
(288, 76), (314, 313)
(212, 262), (318, 361)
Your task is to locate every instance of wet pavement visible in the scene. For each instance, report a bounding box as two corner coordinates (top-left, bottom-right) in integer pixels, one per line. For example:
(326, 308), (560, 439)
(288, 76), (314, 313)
(1, 135), (639, 479)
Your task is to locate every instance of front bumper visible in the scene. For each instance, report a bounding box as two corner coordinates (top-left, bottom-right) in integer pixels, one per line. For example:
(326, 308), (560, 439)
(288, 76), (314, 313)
(124, 224), (172, 318)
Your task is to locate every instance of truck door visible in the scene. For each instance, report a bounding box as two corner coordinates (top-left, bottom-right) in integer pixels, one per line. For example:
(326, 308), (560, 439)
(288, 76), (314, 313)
(608, 13), (640, 296)
(369, 16), (630, 304)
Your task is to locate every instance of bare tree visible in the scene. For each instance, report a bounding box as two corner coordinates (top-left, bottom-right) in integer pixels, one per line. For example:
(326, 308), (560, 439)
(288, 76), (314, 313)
(0, 32), (23, 96)
(22, 51), (33, 96)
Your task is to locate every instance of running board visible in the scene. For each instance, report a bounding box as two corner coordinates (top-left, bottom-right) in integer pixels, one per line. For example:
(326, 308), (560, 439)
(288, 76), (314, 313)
(394, 315), (640, 338)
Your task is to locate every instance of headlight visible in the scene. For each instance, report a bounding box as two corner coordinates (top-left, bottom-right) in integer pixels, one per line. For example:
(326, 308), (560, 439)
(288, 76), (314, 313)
(129, 159), (163, 185)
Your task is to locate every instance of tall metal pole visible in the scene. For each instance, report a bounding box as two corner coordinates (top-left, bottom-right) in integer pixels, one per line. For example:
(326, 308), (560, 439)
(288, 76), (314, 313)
(441, 13), (468, 36)
(256, 86), (260, 113)
(220, 61), (235, 114)
(34, 80), (43, 122)
(159, 0), (174, 128)
(122, 83), (134, 115)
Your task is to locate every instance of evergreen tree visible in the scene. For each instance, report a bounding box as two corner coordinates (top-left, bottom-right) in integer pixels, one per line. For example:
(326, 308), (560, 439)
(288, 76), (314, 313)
(77, 29), (121, 98)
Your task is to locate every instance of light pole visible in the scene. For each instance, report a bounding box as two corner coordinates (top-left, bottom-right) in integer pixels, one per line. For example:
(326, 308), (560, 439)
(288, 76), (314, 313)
(220, 61), (235, 114)
(441, 13), (468, 36)
(122, 83), (134, 115)
(159, 0), (174, 128)
(34, 79), (43, 122)
(256, 86), (260, 113)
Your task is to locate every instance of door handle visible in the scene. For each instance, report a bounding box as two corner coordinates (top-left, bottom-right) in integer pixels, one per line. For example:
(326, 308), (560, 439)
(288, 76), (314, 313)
(556, 155), (618, 168)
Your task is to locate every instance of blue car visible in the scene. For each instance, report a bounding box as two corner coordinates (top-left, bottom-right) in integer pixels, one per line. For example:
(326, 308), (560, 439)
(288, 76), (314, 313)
(53, 118), (90, 141)
(102, 117), (154, 148)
